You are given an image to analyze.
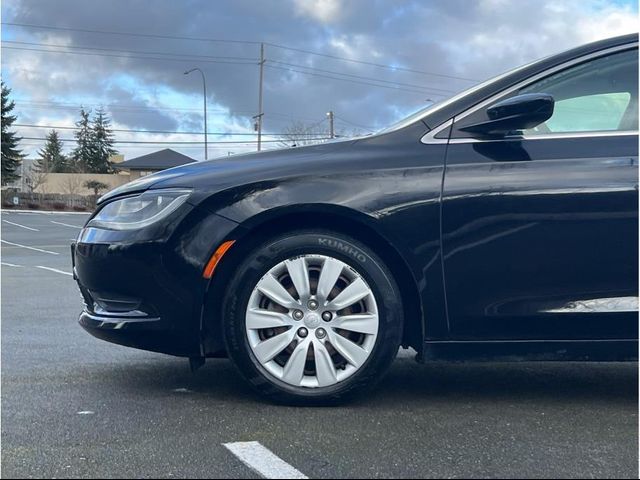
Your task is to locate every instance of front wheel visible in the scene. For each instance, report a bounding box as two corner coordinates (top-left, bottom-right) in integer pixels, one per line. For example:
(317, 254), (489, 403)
(222, 230), (403, 405)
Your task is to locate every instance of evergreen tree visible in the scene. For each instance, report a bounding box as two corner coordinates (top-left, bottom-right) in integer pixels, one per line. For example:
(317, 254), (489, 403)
(90, 107), (117, 173)
(1, 82), (24, 185)
(71, 108), (93, 173)
(35, 130), (69, 173)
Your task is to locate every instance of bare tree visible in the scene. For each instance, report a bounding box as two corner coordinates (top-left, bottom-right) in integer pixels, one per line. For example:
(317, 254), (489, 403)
(274, 120), (358, 149)
(61, 175), (84, 195)
(23, 166), (48, 193)
(276, 121), (330, 149)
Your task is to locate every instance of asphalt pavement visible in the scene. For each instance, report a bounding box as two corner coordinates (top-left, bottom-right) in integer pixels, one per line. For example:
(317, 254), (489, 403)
(1, 210), (638, 478)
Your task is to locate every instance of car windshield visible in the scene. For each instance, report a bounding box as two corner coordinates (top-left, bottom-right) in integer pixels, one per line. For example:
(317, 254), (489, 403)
(376, 101), (444, 134)
(376, 53), (552, 135)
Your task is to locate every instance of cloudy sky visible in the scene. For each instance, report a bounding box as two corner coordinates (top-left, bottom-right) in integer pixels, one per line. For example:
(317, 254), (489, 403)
(1, 0), (638, 161)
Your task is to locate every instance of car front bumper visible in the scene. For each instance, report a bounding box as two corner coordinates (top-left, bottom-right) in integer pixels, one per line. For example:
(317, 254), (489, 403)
(72, 206), (240, 357)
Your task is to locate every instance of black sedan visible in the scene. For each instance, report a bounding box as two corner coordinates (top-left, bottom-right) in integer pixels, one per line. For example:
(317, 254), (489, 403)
(73, 33), (638, 404)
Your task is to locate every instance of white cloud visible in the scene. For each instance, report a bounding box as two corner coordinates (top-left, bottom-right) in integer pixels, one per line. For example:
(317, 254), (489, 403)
(328, 33), (382, 60)
(2, 0), (638, 157)
(441, 0), (638, 79)
(293, 0), (343, 23)
(574, 5), (639, 42)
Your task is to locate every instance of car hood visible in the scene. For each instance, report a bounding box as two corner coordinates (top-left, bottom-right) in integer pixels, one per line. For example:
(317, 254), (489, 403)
(99, 138), (359, 205)
(99, 121), (430, 205)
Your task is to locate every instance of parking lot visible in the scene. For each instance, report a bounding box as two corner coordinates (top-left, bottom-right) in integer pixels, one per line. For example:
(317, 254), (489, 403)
(1, 209), (638, 478)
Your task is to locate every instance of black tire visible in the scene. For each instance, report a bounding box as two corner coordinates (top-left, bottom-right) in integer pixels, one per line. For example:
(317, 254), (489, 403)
(222, 229), (403, 405)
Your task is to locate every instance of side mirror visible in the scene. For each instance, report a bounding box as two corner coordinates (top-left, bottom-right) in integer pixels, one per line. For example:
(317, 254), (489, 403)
(459, 93), (554, 136)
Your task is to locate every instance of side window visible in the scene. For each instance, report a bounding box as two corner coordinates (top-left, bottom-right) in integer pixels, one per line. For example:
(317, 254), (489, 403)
(545, 92), (630, 132)
(452, 48), (638, 138)
(520, 48), (638, 135)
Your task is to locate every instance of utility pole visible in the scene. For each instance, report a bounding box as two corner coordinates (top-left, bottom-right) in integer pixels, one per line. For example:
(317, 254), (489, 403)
(327, 110), (335, 139)
(256, 43), (265, 152)
(184, 68), (208, 160)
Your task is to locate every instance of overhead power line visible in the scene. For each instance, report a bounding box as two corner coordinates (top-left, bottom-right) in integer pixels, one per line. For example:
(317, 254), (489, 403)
(14, 123), (328, 136)
(266, 43), (479, 83)
(2, 48), (437, 96)
(1, 45), (257, 66)
(3, 41), (457, 95)
(1, 21), (260, 46)
(3, 40), (257, 62)
(267, 59), (457, 94)
(20, 136), (331, 144)
(332, 114), (376, 131)
(15, 99), (324, 118)
(2, 21), (479, 83)
(13, 99), (255, 114)
(17, 141), (271, 150)
(12, 100), (328, 125)
(3, 45), (439, 96)
(265, 64), (440, 96)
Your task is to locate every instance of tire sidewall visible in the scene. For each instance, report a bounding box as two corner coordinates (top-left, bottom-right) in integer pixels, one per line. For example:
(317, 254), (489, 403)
(223, 230), (403, 404)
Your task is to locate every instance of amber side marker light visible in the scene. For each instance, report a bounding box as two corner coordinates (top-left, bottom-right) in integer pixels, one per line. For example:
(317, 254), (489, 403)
(203, 240), (236, 279)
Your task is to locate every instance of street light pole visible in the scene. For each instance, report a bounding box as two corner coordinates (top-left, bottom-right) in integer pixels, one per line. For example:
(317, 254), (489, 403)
(327, 110), (335, 139)
(184, 67), (208, 160)
(256, 43), (265, 152)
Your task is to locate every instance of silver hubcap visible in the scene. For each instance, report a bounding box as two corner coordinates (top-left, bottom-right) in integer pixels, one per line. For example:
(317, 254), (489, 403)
(245, 254), (379, 388)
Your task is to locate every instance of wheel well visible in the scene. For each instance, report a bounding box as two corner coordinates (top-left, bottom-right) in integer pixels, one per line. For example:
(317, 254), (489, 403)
(202, 210), (424, 355)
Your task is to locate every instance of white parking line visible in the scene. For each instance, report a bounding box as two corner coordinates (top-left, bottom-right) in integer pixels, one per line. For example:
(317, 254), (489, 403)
(223, 441), (308, 479)
(3, 220), (39, 231)
(50, 220), (82, 229)
(35, 266), (73, 276)
(0, 240), (59, 255)
(1, 262), (23, 268)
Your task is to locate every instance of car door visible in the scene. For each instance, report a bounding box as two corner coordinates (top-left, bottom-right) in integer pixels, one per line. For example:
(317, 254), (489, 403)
(440, 45), (639, 340)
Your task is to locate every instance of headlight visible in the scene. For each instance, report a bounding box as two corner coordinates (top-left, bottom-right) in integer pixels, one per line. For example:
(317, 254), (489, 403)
(87, 189), (191, 230)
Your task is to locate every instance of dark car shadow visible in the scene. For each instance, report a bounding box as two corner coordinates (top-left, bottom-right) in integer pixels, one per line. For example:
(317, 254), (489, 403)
(97, 350), (638, 407)
(373, 355), (638, 407)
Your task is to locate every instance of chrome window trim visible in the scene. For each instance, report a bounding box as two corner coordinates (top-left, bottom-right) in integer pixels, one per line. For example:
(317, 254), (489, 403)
(448, 130), (639, 144)
(421, 42), (638, 145)
(421, 119), (452, 144)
